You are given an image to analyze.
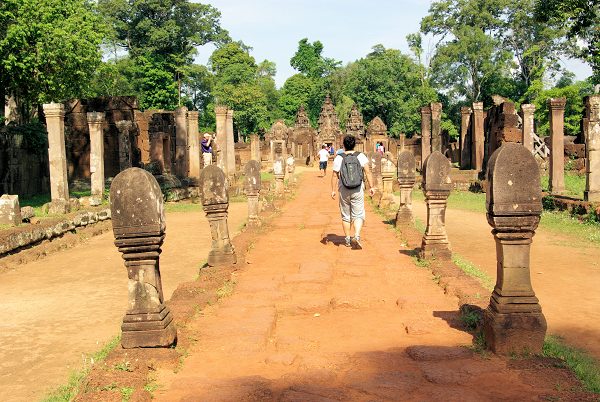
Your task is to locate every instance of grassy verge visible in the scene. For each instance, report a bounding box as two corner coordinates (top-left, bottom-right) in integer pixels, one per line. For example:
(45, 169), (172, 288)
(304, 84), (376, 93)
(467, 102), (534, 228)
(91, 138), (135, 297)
(541, 173), (586, 199)
(164, 202), (203, 213)
(452, 253), (494, 291)
(42, 335), (121, 402)
(261, 172), (274, 182)
(543, 335), (600, 394)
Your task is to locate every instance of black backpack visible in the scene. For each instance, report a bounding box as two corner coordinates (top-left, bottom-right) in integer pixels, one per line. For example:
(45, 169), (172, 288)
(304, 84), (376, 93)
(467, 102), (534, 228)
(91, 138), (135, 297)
(340, 152), (364, 189)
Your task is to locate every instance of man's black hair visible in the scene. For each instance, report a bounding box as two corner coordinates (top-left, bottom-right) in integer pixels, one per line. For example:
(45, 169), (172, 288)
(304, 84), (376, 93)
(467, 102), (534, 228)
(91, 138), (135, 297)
(343, 135), (356, 151)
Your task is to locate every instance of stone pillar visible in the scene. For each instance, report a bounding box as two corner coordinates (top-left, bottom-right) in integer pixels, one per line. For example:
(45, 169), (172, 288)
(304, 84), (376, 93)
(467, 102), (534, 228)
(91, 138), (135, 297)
(483, 143), (546, 355)
(460, 106), (472, 169)
(472, 102), (485, 172)
(378, 154), (395, 209)
(273, 156), (285, 195)
(548, 98), (567, 194)
(115, 120), (133, 172)
(420, 106), (432, 169)
(286, 154), (296, 186)
(226, 109), (235, 176)
(585, 95), (600, 201)
(109, 167), (177, 348)
(187, 111), (201, 181)
(521, 104), (536, 153)
(420, 151), (452, 260)
(395, 150), (416, 226)
(87, 112), (105, 206)
(200, 165), (236, 266)
(43, 103), (70, 214)
(215, 106), (228, 173)
(372, 152), (383, 204)
(0, 194), (21, 226)
(250, 134), (260, 161)
(430, 102), (442, 153)
(244, 160), (262, 226)
(174, 106), (188, 178)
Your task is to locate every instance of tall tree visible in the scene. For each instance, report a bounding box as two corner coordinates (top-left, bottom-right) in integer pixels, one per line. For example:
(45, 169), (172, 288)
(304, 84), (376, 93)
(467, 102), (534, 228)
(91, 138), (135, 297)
(290, 38), (340, 79)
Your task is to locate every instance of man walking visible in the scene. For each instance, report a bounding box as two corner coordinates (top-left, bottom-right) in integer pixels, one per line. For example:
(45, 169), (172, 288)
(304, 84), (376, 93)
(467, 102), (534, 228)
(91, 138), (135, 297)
(331, 135), (376, 249)
(201, 133), (213, 167)
(317, 144), (330, 177)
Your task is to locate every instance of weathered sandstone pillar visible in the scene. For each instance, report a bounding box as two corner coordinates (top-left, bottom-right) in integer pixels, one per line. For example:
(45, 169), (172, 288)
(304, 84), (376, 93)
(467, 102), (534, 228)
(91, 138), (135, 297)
(273, 156), (285, 195)
(200, 165), (236, 266)
(420, 106), (432, 168)
(115, 120), (133, 171)
(250, 134), (260, 161)
(226, 109), (235, 176)
(460, 106), (472, 169)
(187, 110), (201, 180)
(87, 112), (105, 205)
(472, 102), (485, 172)
(372, 152), (383, 205)
(0, 194), (21, 226)
(521, 104), (536, 153)
(174, 106), (188, 178)
(430, 102), (442, 153)
(378, 153), (395, 209)
(215, 106), (228, 173)
(395, 150), (416, 226)
(420, 151), (452, 259)
(110, 168), (177, 348)
(244, 160), (262, 226)
(548, 98), (567, 194)
(585, 95), (600, 202)
(483, 143), (546, 355)
(43, 103), (70, 214)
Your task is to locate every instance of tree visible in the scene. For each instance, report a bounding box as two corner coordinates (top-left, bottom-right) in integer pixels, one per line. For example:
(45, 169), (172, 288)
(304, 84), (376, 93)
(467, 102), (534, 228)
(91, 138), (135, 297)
(0, 0), (105, 121)
(278, 74), (320, 126)
(290, 38), (340, 79)
(535, 0), (600, 84)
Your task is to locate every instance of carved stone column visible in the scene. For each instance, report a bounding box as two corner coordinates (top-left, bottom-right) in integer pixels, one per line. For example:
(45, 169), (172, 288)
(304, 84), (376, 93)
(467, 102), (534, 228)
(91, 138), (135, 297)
(200, 165), (236, 266)
(244, 160), (262, 226)
(472, 102), (485, 172)
(430, 102), (443, 153)
(226, 109), (235, 176)
(174, 106), (188, 177)
(483, 143), (546, 355)
(273, 156), (285, 195)
(378, 153), (395, 209)
(585, 95), (600, 202)
(395, 150), (416, 226)
(87, 112), (105, 206)
(250, 134), (260, 161)
(372, 152), (383, 204)
(460, 106), (472, 169)
(110, 168), (177, 348)
(420, 151), (452, 260)
(521, 104), (536, 153)
(115, 120), (133, 171)
(420, 106), (432, 169)
(43, 103), (70, 214)
(549, 98), (566, 194)
(187, 110), (201, 180)
(215, 106), (228, 173)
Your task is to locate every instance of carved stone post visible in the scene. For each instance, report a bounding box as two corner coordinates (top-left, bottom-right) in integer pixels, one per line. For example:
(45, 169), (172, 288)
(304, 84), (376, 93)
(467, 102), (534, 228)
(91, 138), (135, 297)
(43, 103), (70, 214)
(226, 109), (235, 176)
(472, 102), (485, 172)
(460, 106), (472, 169)
(250, 134), (260, 161)
(395, 150), (416, 226)
(110, 168), (177, 348)
(200, 165), (237, 266)
(372, 152), (383, 204)
(483, 143), (546, 354)
(244, 160), (262, 226)
(420, 151), (452, 259)
(420, 106), (432, 169)
(273, 156), (285, 195)
(174, 106), (188, 177)
(215, 106), (228, 173)
(585, 95), (600, 202)
(187, 110), (201, 180)
(286, 154), (296, 186)
(378, 153), (395, 209)
(115, 120), (133, 171)
(521, 104), (536, 153)
(87, 112), (105, 206)
(430, 102), (442, 153)
(549, 98), (566, 194)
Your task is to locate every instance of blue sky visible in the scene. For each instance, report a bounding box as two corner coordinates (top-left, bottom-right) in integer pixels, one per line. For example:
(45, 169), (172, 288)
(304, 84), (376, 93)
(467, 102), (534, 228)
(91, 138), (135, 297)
(194, 0), (592, 88)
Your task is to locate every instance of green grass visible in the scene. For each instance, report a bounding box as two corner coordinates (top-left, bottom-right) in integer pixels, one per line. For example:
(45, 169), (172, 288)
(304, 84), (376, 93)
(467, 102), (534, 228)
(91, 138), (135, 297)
(414, 216), (426, 234)
(164, 202), (203, 213)
(412, 189), (486, 213)
(452, 253), (494, 291)
(42, 335), (121, 402)
(216, 280), (236, 299)
(539, 210), (600, 245)
(260, 172), (274, 182)
(543, 335), (600, 394)
(541, 173), (586, 199)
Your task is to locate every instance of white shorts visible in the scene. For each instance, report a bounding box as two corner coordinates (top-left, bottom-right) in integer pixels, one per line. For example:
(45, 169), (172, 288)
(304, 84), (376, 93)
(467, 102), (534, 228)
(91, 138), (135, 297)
(203, 153), (212, 167)
(338, 184), (366, 223)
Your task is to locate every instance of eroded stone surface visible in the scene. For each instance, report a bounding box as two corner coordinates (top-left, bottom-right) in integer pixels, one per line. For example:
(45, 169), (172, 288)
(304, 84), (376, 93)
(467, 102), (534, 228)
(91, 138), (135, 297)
(395, 150), (416, 226)
(0, 194), (21, 226)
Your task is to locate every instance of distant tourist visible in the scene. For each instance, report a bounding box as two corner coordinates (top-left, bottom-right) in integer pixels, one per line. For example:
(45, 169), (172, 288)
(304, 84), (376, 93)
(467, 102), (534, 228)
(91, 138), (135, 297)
(201, 133), (213, 167)
(318, 144), (330, 177)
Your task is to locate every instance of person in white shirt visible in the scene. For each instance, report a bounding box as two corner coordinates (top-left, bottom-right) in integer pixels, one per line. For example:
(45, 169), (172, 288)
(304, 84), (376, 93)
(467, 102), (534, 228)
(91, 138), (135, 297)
(317, 144), (330, 177)
(330, 135), (376, 249)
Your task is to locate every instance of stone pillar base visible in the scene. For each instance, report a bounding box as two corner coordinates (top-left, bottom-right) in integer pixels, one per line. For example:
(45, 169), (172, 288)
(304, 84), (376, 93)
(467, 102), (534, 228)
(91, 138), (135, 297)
(248, 216), (261, 227)
(121, 304), (177, 348)
(395, 208), (413, 226)
(378, 194), (394, 209)
(584, 190), (600, 202)
(420, 240), (451, 260)
(90, 196), (103, 207)
(483, 308), (547, 355)
(49, 199), (70, 215)
(208, 248), (237, 267)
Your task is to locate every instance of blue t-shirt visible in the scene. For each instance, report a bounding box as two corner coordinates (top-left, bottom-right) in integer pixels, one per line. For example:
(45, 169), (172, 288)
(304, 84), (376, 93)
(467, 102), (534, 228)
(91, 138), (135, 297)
(201, 139), (212, 153)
